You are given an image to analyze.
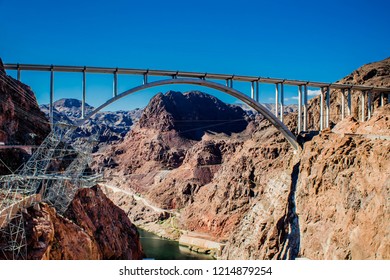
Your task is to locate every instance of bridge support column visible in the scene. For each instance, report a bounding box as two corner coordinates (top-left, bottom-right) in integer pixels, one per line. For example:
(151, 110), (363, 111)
(143, 73), (148, 85)
(361, 91), (366, 121)
(17, 64), (21, 81)
(320, 87), (324, 131)
(347, 88), (352, 116)
(226, 79), (233, 88)
(251, 81), (255, 99)
(326, 86), (330, 128)
(298, 85), (302, 134)
(82, 67), (86, 119)
(275, 84), (279, 118)
(380, 92), (384, 106)
(280, 83), (284, 122)
(303, 84), (308, 131)
(255, 81), (259, 102)
(113, 69), (118, 97)
(367, 91), (372, 119)
(341, 89), (345, 120)
(49, 66), (54, 125)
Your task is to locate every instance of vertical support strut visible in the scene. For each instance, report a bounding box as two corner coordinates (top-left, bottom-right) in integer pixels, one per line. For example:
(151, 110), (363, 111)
(49, 66), (54, 125)
(280, 83), (284, 122)
(275, 83), (279, 118)
(326, 86), (330, 128)
(298, 85), (302, 134)
(251, 81), (255, 99)
(361, 91), (366, 121)
(347, 88), (352, 116)
(82, 67), (86, 119)
(143, 72), (148, 85)
(17, 64), (21, 81)
(303, 84), (308, 131)
(255, 80), (259, 102)
(341, 89), (345, 120)
(113, 68), (118, 97)
(320, 87), (324, 131)
(367, 91), (372, 119)
(381, 92), (384, 107)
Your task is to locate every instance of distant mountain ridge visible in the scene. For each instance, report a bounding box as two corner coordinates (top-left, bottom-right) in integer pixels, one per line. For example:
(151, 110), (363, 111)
(40, 98), (142, 146)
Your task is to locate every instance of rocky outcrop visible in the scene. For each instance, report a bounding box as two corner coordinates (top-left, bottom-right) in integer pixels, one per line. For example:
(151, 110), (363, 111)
(0, 57), (50, 175)
(65, 186), (143, 260)
(296, 105), (390, 259)
(0, 58), (50, 145)
(21, 186), (143, 260)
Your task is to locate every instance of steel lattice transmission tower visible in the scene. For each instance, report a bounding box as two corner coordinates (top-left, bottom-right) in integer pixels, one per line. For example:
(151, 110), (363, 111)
(0, 123), (99, 259)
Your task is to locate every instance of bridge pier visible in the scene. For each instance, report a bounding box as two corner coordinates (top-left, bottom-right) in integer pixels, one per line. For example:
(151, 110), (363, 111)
(326, 86), (330, 128)
(17, 64), (21, 81)
(255, 80), (259, 102)
(381, 92), (384, 106)
(275, 83), (279, 118)
(368, 91), (372, 119)
(280, 83), (284, 122)
(303, 84), (308, 131)
(347, 88), (352, 116)
(82, 67), (86, 119)
(143, 72), (148, 85)
(113, 69), (118, 97)
(361, 91), (366, 121)
(320, 87), (324, 131)
(251, 81), (255, 100)
(226, 79), (233, 88)
(49, 66), (54, 125)
(297, 85), (302, 133)
(341, 89), (345, 120)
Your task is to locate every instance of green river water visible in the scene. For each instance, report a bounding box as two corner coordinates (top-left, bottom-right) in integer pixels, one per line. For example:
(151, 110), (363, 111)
(138, 228), (214, 260)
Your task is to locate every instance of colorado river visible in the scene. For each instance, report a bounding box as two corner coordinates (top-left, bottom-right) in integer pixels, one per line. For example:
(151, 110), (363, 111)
(138, 228), (213, 260)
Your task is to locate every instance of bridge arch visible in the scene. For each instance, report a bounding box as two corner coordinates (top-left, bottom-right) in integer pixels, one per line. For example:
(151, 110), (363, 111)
(76, 78), (299, 150)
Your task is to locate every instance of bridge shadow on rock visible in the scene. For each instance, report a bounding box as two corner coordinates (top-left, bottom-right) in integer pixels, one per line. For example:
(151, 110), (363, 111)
(139, 91), (249, 141)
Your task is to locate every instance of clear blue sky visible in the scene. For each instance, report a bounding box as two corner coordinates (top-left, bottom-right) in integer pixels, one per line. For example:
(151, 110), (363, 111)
(1, 0), (389, 110)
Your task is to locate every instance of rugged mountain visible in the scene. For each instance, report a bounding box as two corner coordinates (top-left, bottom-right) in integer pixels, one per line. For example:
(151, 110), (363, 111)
(40, 98), (142, 145)
(307, 57), (390, 130)
(98, 58), (389, 260)
(96, 90), (300, 258)
(0, 58), (51, 175)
